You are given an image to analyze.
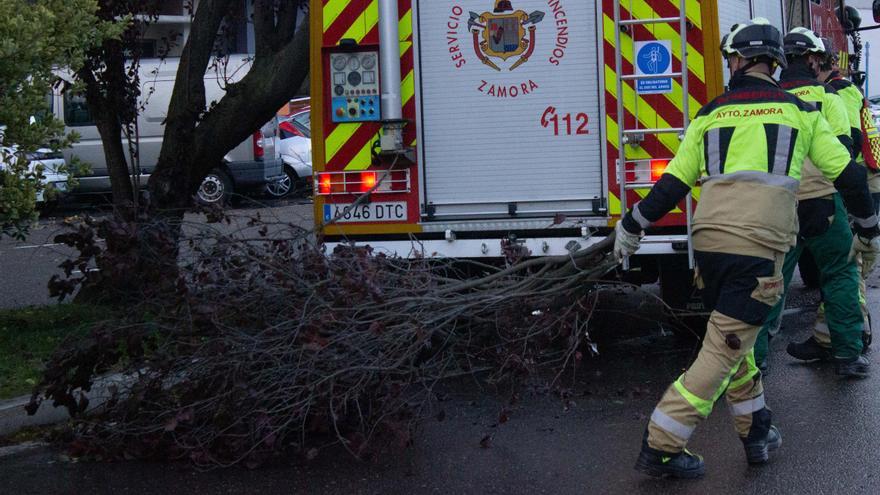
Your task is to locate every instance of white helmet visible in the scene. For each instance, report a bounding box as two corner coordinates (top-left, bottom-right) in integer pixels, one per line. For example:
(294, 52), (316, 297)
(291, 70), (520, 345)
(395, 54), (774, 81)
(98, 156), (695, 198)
(720, 17), (787, 68)
(783, 27), (826, 56)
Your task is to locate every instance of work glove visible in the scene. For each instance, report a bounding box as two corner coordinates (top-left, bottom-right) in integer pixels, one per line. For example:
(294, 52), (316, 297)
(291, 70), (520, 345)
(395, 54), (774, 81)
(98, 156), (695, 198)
(850, 234), (880, 276)
(614, 219), (643, 262)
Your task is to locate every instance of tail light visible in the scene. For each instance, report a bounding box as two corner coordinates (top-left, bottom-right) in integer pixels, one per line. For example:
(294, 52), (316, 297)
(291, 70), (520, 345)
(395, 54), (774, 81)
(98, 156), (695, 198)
(278, 121), (304, 139)
(650, 159), (669, 182)
(318, 174), (333, 195)
(360, 172), (377, 192)
(315, 170), (410, 195)
(252, 131), (264, 160)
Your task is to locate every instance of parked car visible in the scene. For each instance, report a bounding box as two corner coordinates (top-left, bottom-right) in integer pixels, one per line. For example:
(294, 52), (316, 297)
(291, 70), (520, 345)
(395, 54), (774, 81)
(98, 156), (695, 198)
(265, 101), (312, 198)
(51, 57), (284, 204)
(0, 138), (69, 206)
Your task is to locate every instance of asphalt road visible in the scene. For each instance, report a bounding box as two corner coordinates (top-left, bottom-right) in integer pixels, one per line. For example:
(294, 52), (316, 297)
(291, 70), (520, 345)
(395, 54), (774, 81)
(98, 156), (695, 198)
(0, 196), (315, 309)
(1, 265), (878, 493)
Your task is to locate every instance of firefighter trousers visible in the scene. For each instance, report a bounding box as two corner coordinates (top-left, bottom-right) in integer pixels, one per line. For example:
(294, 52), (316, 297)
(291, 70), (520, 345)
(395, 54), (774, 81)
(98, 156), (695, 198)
(647, 250), (784, 453)
(754, 194), (863, 364)
(813, 253), (872, 349)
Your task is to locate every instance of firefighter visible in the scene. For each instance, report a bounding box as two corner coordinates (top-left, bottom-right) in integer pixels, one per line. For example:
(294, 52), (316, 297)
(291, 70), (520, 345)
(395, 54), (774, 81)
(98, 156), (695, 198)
(815, 41), (877, 352)
(818, 41), (880, 214)
(615, 18), (880, 478)
(753, 28), (868, 377)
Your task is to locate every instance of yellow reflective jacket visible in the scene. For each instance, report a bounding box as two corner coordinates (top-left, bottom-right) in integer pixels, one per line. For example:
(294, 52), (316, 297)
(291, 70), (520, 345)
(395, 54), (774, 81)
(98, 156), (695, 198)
(779, 71), (851, 200)
(664, 74), (852, 258)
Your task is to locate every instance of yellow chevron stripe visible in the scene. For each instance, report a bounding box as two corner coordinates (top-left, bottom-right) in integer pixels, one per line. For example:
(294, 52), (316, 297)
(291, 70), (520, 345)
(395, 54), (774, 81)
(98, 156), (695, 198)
(603, 15), (702, 118)
(399, 9), (413, 40)
(345, 140), (376, 171)
(322, 0), (349, 33)
(401, 69), (415, 103)
(608, 192), (622, 215)
(341, 0), (379, 42)
(325, 122), (360, 165)
(662, 0), (702, 30)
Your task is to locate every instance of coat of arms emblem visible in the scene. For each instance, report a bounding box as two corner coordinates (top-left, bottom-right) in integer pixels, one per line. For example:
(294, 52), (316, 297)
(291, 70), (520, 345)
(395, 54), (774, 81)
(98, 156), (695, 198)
(468, 1), (545, 71)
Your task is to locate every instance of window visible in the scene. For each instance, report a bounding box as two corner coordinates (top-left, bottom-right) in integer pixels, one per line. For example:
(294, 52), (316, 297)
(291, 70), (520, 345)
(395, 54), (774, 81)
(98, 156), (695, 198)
(63, 93), (94, 127)
(291, 110), (310, 132)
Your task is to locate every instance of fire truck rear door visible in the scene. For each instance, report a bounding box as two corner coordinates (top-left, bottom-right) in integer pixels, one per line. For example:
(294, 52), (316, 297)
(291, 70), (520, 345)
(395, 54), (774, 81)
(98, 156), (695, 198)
(413, 0), (606, 220)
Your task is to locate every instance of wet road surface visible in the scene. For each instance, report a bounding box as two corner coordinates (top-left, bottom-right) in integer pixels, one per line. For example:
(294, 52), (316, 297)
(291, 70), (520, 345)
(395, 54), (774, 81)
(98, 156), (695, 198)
(1, 271), (878, 494)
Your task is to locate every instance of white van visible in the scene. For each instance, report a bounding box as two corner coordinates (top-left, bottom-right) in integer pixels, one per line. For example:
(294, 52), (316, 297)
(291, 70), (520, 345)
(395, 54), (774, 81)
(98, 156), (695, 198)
(51, 57), (283, 204)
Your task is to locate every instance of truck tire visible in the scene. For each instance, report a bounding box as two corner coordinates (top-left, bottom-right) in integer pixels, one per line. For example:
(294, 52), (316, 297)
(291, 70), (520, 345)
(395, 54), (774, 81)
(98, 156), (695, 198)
(798, 247), (820, 289)
(659, 264), (708, 339)
(197, 169), (233, 205)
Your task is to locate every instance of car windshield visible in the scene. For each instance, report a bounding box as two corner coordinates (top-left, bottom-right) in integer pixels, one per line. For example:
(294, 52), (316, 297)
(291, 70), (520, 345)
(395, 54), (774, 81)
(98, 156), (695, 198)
(291, 111), (310, 132)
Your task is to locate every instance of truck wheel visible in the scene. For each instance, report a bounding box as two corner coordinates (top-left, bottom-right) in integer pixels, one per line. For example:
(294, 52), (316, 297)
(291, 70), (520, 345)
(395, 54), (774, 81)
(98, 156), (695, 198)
(659, 266), (708, 339)
(197, 169), (232, 205)
(798, 248), (820, 289)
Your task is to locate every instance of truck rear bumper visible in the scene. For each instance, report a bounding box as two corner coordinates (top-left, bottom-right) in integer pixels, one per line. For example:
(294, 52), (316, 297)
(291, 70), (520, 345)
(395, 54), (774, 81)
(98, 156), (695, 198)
(323, 234), (689, 258)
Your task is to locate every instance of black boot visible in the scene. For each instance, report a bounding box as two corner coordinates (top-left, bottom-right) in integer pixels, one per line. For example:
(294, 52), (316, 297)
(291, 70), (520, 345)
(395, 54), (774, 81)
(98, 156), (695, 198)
(741, 408), (781, 465)
(786, 337), (832, 362)
(635, 441), (705, 479)
(834, 355), (870, 378)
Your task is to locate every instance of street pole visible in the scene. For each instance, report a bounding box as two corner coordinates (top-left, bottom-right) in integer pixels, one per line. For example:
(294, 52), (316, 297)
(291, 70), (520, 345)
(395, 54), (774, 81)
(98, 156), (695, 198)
(867, 41), (871, 96)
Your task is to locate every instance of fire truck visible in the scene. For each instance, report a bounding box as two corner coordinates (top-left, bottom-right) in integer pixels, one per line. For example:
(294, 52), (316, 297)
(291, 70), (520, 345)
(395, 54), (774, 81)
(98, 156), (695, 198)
(309, 0), (863, 310)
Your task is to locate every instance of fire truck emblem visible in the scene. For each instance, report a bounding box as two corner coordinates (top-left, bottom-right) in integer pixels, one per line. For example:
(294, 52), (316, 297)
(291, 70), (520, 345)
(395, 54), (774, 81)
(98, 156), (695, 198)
(468, 1), (545, 71)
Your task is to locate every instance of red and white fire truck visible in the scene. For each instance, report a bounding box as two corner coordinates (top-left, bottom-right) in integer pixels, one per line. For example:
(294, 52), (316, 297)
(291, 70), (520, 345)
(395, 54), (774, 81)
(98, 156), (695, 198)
(309, 0), (858, 308)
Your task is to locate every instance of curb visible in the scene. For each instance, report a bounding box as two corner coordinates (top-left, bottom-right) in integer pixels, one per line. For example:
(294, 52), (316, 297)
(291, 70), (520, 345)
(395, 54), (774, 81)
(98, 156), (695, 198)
(0, 373), (126, 436)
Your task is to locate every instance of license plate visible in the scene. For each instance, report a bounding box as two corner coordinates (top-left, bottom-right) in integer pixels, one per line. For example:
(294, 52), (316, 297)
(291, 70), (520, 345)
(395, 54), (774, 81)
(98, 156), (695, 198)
(323, 202), (407, 223)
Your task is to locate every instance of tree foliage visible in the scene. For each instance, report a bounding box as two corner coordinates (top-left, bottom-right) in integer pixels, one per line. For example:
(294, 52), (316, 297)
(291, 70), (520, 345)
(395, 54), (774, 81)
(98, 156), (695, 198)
(0, 0), (120, 238)
(31, 210), (616, 467)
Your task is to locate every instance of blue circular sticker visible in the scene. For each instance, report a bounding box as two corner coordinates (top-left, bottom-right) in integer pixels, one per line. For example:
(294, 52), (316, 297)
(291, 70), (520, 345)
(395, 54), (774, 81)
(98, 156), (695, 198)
(637, 42), (671, 75)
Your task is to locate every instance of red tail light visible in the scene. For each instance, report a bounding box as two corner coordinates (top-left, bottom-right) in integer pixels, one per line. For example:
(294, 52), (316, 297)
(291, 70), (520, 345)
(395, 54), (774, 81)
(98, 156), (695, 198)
(252, 131), (264, 160)
(650, 159), (669, 182)
(315, 170), (410, 196)
(318, 174), (333, 195)
(360, 172), (377, 192)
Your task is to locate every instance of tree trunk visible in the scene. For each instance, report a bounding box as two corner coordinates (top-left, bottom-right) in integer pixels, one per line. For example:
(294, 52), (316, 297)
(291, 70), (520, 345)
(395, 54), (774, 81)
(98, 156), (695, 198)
(80, 38), (136, 209)
(92, 110), (134, 208)
(149, 2), (310, 209)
